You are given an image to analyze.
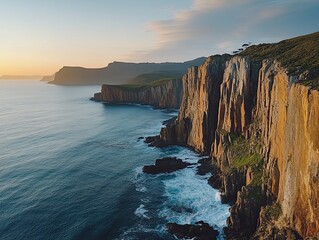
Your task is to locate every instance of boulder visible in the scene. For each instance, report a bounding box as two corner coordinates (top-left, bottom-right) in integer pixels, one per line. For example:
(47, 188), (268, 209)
(143, 157), (191, 174)
(166, 221), (219, 240)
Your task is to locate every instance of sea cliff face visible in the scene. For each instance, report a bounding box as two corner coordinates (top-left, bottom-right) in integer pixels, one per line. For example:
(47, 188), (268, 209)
(159, 54), (319, 238)
(255, 60), (319, 238)
(160, 55), (230, 153)
(93, 78), (183, 109)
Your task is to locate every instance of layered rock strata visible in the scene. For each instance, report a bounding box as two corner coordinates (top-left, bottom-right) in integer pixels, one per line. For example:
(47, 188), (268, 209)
(92, 79), (183, 109)
(158, 54), (319, 239)
(160, 54), (231, 153)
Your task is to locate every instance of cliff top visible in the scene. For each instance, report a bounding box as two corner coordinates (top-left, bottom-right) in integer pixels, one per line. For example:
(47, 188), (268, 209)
(128, 70), (184, 85)
(51, 57), (206, 86)
(108, 78), (180, 92)
(239, 31), (319, 89)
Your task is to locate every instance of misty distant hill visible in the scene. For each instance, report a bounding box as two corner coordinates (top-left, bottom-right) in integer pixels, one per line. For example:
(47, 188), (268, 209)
(50, 57), (206, 85)
(40, 74), (55, 82)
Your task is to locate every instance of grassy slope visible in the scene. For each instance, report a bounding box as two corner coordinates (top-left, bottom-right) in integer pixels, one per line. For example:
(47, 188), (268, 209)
(239, 31), (319, 89)
(109, 32), (319, 91)
(113, 71), (183, 92)
(128, 70), (184, 85)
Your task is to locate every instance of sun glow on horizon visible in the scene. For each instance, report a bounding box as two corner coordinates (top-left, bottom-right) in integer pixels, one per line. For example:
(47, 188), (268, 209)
(0, 0), (318, 76)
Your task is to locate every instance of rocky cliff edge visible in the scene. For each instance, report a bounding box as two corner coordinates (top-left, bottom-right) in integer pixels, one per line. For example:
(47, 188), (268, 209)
(92, 78), (183, 109)
(158, 32), (319, 239)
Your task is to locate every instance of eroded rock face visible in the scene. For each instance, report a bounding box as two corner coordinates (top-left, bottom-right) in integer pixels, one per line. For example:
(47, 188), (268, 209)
(226, 185), (266, 238)
(217, 57), (260, 134)
(92, 78), (183, 109)
(160, 55), (231, 153)
(255, 60), (319, 237)
(213, 59), (319, 238)
(159, 54), (319, 238)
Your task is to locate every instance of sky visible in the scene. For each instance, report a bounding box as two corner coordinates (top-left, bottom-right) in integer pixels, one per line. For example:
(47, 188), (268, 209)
(0, 0), (318, 76)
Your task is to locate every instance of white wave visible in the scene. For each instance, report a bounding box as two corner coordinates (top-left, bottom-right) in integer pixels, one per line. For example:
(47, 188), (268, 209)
(167, 112), (179, 117)
(215, 192), (221, 202)
(135, 204), (150, 219)
(136, 186), (147, 193)
(132, 167), (148, 193)
(134, 166), (144, 178)
(159, 166), (230, 238)
(131, 133), (229, 238)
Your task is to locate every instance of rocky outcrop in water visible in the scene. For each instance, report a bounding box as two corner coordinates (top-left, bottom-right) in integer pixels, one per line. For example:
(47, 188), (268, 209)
(92, 78), (183, 109)
(157, 32), (319, 239)
(143, 157), (191, 174)
(166, 221), (219, 240)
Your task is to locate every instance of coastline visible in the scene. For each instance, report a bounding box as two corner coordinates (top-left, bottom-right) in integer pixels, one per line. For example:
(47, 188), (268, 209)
(91, 31), (319, 239)
(91, 98), (230, 239)
(142, 115), (230, 240)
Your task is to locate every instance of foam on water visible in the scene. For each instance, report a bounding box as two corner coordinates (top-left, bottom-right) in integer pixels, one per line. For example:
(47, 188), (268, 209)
(160, 167), (230, 235)
(0, 81), (230, 239)
(133, 167), (148, 193)
(132, 145), (230, 239)
(135, 204), (150, 219)
(136, 186), (147, 193)
(215, 192), (222, 202)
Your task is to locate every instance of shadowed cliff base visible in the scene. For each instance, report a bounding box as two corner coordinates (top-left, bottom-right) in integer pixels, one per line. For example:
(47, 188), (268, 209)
(154, 31), (319, 239)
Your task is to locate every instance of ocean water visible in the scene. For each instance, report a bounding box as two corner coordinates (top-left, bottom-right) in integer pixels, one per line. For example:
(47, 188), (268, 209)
(0, 80), (229, 240)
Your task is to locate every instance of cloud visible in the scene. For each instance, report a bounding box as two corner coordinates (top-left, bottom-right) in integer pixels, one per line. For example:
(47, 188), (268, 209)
(125, 0), (319, 62)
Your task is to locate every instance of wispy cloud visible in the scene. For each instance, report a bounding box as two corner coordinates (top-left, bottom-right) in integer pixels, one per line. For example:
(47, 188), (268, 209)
(125, 0), (319, 62)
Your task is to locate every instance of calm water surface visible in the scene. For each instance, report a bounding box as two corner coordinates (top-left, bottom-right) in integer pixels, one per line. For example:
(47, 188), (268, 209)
(0, 80), (229, 240)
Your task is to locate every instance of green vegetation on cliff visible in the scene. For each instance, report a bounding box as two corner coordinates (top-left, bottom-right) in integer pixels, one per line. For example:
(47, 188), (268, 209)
(226, 133), (265, 200)
(228, 135), (262, 170)
(265, 203), (282, 221)
(129, 70), (184, 85)
(239, 31), (319, 88)
(114, 78), (181, 92)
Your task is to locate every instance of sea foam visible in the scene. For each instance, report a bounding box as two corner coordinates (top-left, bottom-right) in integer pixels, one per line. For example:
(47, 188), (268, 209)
(134, 204), (150, 219)
(158, 149), (230, 238)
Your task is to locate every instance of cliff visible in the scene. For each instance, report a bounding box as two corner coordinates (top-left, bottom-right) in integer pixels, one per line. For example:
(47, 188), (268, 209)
(160, 54), (231, 153)
(50, 57), (206, 85)
(92, 78), (183, 109)
(40, 74), (55, 82)
(158, 32), (319, 239)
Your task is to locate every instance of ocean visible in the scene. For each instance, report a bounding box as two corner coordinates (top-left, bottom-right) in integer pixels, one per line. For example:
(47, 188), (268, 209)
(0, 80), (229, 240)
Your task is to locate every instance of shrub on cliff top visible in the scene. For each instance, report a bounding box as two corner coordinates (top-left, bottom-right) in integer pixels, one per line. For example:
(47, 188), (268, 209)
(129, 70), (184, 85)
(239, 31), (319, 83)
(116, 78), (180, 92)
